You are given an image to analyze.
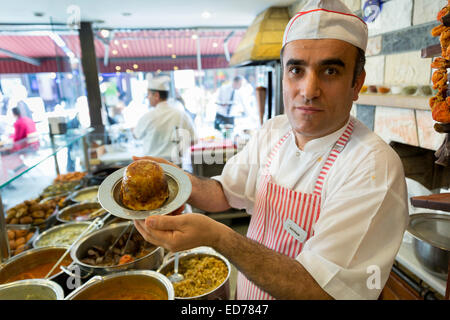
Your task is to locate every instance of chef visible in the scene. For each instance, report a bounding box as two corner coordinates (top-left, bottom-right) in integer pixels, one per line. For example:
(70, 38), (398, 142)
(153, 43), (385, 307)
(133, 76), (197, 165)
(134, 0), (408, 300)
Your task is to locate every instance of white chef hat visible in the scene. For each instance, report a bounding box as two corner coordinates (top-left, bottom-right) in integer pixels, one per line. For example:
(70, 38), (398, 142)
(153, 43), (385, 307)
(148, 76), (170, 91)
(283, 0), (368, 52)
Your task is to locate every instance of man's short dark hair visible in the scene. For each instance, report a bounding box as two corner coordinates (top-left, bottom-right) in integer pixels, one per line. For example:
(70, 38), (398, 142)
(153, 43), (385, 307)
(151, 90), (169, 101)
(12, 107), (20, 117)
(280, 45), (366, 87)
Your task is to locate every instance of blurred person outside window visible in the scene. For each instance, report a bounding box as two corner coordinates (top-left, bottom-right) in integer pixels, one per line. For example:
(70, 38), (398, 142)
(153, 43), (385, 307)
(10, 107), (36, 143)
(133, 76), (197, 165)
(214, 75), (245, 131)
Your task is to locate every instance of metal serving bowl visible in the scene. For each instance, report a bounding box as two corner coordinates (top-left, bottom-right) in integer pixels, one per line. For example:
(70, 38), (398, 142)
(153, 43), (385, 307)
(64, 270), (174, 300)
(407, 213), (450, 280)
(57, 202), (104, 223)
(69, 222), (164, 277)
(33, 222), (91, 248)
(69, 186), (99, 204)
(0, 246), (72, 284)
(0, 279), (64, 300)
(157, 246), (231, 300)
(98, 164), (191, 220)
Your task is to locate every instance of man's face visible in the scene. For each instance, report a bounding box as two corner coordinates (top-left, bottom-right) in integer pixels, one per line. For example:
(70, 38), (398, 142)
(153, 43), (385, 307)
(147, 90), (158, 107)
(232, 80), (242, 90)
(282, 39), (365, 147)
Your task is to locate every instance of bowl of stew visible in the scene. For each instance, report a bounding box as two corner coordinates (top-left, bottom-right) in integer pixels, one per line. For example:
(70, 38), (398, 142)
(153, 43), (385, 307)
(64, 270), (174, 300)
(0, 246), (72, 284)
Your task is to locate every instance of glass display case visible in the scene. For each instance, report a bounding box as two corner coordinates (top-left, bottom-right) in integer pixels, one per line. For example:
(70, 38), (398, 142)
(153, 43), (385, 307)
(0, 128), (93, 262)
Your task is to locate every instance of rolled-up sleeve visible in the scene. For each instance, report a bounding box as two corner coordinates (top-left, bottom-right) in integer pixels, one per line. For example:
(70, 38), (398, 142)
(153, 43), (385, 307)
(296, 148), (409, 300)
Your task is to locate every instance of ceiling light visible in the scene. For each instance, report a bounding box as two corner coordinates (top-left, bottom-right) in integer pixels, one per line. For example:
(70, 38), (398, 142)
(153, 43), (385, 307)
(167, 43), (173, 48)
(201, 11), (211, 19)
(122, 12), (132, 17)
(171, 54), (176, 59)
(133, 64), (138, 69)
(98, 76), (103, 81)
(122, 44), (128, 49)
(191, 34), (198, 40)
(157, 69), (162, 73)
(212, 42), (218, 48)
(49, 73), (57, 79)
(100, 29), (110, 38)
(174, 66), (179, 70)
(114, 40), (119, 45)
(67, 74), (73, 79)
(112, 49), (118, 55)
(115, 66), (121, 71)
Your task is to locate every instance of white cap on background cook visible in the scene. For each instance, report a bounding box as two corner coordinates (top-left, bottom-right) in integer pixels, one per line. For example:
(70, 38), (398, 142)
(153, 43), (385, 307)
(148, 76), (170, 91)
(282, 0), (368, 52)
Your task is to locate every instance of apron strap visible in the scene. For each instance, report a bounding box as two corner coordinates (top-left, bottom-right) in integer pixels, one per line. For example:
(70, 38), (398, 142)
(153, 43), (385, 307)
(313, 119), (355, 196)
(263, 130), (292, 171)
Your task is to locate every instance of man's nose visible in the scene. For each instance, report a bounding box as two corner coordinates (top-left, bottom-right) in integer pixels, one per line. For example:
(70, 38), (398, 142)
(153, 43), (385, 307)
(301, 72), (320, 102)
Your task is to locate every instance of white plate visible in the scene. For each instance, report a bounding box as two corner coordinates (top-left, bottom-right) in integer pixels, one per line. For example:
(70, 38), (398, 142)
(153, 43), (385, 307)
(98, 164), (191, 220)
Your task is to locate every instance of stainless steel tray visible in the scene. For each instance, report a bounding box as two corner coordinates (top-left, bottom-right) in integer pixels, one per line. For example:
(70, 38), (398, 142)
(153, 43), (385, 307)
(407, 213), (450, 251)
(98, 164), (191, 220)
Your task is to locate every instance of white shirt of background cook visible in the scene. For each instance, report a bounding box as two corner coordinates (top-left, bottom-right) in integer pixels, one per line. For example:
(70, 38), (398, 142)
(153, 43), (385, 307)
(213, 114), (409, 300)
(133, 101), (197, 162)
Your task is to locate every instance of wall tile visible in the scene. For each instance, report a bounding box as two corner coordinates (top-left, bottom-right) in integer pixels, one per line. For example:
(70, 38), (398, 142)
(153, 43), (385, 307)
(384, 51), (432, 86)
(356, 104), (376, 131)
(366, 36), (382, 56)
(413, 0), (447, 25)
(381, 21), (440, 55)
(365, 55), (385, 85)
(416, 109), (447, 150)
(343, 0), (361, 13)
(364, 0), (412, 36)
(374, 106), (419, 146)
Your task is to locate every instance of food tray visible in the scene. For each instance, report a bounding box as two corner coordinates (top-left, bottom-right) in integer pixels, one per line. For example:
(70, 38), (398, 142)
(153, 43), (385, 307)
(98, 164), (191, 220)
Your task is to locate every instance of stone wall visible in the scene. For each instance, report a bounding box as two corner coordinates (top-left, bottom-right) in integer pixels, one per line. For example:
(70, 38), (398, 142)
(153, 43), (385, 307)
(289, 0), (447, 153)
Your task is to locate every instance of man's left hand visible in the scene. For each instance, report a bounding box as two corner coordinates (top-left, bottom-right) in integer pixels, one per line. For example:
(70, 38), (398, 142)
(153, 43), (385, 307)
(134, 213), (221, 252)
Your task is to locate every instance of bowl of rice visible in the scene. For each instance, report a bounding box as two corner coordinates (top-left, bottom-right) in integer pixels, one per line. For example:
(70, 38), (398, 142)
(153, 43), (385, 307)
(157, 246), (230, 300)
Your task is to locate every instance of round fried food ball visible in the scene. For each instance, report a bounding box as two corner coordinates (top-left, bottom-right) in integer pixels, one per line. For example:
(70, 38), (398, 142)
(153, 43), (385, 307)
(120, 160), (169, 211)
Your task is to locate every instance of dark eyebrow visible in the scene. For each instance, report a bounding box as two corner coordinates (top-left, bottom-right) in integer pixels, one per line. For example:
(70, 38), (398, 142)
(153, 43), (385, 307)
(285, 59), (307, 67)
(320, 59), (345, 68)
(285, 58), (345, 68)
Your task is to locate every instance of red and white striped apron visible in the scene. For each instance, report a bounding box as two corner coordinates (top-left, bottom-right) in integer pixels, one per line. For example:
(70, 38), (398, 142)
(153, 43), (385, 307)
(236, 120), (355, 300)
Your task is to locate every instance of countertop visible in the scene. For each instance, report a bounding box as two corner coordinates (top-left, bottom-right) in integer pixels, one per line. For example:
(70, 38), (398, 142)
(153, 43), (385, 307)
(395, 239), (447, 297)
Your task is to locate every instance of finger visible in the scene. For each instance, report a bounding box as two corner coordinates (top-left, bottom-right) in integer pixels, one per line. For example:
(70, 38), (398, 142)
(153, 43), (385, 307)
(145, 215), (181, 231)
(134, 219), (172, 248)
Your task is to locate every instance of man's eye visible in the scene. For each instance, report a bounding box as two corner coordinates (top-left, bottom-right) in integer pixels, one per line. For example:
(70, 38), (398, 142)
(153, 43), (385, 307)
(289, 67), (301, 74)
(324, 68), (338, 75)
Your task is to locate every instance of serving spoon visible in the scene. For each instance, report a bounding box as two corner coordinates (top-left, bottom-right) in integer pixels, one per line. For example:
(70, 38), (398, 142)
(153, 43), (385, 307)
(168, 252), (184, 283)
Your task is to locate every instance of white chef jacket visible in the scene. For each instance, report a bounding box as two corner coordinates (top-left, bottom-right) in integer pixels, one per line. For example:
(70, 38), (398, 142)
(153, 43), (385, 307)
(213, 114), (409, 300)
(133, 101), (197, 163)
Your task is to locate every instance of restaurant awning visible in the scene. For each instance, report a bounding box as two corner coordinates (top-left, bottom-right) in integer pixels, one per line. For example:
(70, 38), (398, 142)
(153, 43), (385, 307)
(0, 28), (245, 74)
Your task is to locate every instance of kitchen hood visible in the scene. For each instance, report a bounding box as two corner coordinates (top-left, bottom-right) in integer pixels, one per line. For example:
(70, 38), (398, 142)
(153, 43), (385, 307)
(229, 7), (290, 67)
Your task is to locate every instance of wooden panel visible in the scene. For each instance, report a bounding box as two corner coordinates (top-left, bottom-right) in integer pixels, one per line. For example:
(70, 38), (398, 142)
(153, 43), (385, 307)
(379, 271), (422, 300)
(410, 193), (450, 212)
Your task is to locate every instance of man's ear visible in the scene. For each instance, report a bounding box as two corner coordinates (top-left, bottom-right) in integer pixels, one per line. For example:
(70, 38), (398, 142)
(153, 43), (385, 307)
(352, 70), (366, 101)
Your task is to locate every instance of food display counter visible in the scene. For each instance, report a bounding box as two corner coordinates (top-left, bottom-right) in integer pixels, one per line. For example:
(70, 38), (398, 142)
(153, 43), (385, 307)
(0, 135), (233, 300)
(0, 128), (93, 263)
